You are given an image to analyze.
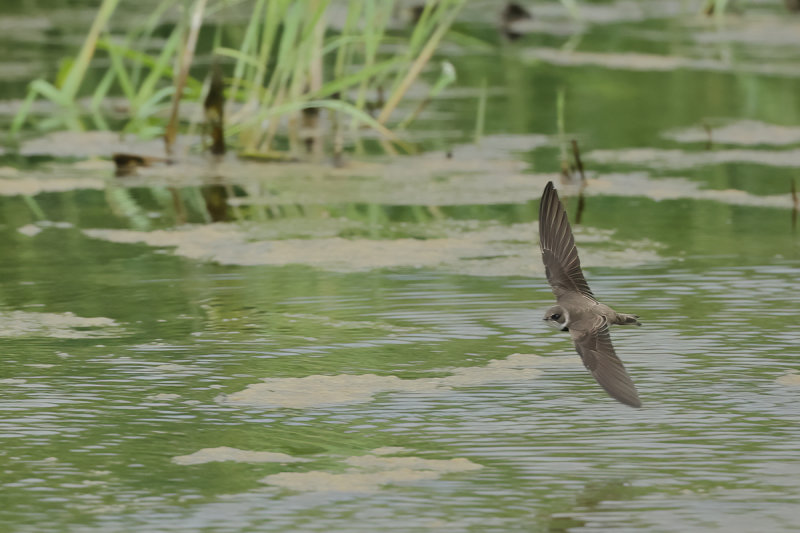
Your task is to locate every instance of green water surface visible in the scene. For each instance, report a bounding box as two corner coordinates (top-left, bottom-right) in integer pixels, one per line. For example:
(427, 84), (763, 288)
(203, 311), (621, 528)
(2, 2), (800, 532)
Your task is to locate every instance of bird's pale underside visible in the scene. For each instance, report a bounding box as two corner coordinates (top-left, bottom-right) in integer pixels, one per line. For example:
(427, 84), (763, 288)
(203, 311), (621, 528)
(539, 181), (642, 408)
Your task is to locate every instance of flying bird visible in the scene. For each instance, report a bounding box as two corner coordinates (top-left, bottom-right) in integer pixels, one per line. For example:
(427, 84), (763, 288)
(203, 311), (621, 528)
(539, 181), (642, 407)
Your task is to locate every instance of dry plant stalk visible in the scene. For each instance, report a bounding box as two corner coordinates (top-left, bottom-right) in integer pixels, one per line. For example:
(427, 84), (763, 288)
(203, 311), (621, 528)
(165, 0), (208, 156)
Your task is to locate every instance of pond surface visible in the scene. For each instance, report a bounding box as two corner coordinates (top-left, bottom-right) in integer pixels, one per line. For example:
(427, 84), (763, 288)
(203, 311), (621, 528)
(2, 2), (800, 532)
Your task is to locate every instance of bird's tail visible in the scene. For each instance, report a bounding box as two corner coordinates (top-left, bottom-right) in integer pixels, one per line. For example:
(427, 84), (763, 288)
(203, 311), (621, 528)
(615, 313), (642, 326)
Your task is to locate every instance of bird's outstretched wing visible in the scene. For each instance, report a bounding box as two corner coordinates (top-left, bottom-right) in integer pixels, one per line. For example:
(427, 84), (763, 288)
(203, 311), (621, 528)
(570, 316), (641, 408)
(538, 181), (595, 300)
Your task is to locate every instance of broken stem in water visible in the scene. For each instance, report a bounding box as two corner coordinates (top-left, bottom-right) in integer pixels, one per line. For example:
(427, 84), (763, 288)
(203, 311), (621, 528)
(204, 62), (226, 156)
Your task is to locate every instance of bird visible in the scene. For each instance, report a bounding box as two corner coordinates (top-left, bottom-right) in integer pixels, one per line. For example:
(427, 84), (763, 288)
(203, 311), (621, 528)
(538, 181), (642, 407)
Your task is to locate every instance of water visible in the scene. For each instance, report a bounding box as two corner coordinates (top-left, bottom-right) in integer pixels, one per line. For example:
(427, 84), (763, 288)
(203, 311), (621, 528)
(2, 260), (799, 531)
(2, 1), (800, 532)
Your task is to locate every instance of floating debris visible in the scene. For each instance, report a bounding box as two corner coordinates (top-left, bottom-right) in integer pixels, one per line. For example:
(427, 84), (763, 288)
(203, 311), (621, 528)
(586, 147), (800, 170)
(776, 370), (800, 386)
(112, 153), (170, 177)
(82, 221), (661, 276)
(172, 446), (307, 466)
(218, 353), (544, 409)
(587, 172), (795, 209)
(0, 310), (122, 339)
(524, 47), (800, 78)
(664, 120), (800, 147)
(18, 131), (169, 158)
(17, 224), (42, 237)
(146, 393), (181, 401)
(261, 448), (482, 493)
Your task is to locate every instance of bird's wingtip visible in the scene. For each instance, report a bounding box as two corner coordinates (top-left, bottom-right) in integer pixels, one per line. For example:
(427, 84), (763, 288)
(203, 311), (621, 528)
(613, 393), (642, 408)
(541, 181), (557, 208)
(619, 389), (642, 408)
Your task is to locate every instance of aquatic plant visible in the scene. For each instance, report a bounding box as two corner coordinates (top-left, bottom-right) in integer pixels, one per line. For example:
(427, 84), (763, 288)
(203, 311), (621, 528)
(11, 0), (465, 157)
(10, 0), (121, 134)
(704, 0), (730, 16)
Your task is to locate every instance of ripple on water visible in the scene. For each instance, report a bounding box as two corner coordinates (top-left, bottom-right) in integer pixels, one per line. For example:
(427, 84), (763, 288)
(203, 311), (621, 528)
(2, 243), (800, 531)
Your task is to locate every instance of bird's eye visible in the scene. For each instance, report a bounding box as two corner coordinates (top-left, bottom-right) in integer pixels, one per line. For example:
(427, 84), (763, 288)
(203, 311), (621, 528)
(551, 313), (561, 320)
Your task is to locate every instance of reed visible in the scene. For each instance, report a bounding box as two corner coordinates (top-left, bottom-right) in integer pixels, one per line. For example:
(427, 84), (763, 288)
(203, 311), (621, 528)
(12, 0), (467, 158)
(11, 0), (121, 134)
(473, 77), (487, 144)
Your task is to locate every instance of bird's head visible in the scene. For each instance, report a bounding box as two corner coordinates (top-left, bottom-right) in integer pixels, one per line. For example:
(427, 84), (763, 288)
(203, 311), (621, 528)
(543, 305), (569, 331)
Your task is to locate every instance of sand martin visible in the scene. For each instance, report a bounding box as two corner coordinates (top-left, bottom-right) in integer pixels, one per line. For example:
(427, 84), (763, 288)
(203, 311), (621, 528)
(539, 181), (642, 407)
